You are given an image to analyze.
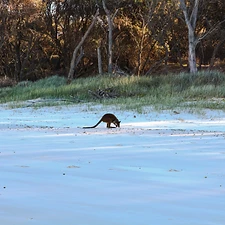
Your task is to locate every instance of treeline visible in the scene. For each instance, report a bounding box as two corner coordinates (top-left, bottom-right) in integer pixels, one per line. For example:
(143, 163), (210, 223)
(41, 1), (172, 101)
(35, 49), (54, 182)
(0, 0), (225, 81)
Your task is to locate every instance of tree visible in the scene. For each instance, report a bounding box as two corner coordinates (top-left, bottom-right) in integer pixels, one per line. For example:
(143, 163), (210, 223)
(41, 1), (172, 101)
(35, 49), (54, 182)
(178, 0), (225, 73)
(1, 0), (225, 81)
(0, 0), (46, 80)
(179, 0), (199, 73)
(102, 0), (114, 74)
(67, 9), (99, 80)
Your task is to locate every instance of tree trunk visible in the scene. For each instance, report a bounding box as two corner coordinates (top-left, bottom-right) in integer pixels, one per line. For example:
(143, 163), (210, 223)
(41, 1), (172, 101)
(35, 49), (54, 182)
(136, 18), (146, 76)
(188, 30), (198, 73)
(102, 0), (113, 74)
(97, 46), (103, 75)
(67, 9), (99, 80)
(15, 42), (22, 81)
(179, 0), (199, 74)
(107, 18), (113, 74)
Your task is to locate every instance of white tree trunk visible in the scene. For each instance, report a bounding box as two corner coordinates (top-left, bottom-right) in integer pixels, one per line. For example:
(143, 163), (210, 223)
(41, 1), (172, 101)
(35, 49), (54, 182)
(102, 0), (113, 74)
(179, 0), (199, 73)
(188, 30), (198, 73)
(97, 46), (103, 75)
(67, 9), (99, 80)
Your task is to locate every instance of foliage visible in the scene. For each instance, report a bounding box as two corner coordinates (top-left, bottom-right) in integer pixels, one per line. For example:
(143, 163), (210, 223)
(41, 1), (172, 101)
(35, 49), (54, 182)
(0, 0), (225, 81)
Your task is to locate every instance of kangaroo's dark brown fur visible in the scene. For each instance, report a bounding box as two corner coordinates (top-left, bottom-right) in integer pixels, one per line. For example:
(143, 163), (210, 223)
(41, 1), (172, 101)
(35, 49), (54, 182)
(83, 113), (120, 128)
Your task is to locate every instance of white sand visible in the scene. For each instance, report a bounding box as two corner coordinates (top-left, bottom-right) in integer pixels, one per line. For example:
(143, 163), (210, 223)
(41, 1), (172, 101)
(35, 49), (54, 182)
(1, 104), (225, 225)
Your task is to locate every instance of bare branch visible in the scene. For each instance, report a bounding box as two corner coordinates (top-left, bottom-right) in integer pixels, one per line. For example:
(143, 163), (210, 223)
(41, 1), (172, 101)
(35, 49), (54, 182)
(67, 9), (99, 80)
(179, 0), (192, 31)
(190, 0), (199, 28)
(198, 19), (225, 42)
(112, 9), (119, 21)
(179, 0), (187, 11)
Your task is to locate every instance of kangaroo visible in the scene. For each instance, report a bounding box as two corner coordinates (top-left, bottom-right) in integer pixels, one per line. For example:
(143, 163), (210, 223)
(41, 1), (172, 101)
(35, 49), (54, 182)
(83, 113), (120, 128)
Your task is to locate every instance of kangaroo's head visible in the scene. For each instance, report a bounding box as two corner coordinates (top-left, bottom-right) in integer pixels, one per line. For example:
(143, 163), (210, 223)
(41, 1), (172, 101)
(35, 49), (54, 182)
(113, 119), (121, 127)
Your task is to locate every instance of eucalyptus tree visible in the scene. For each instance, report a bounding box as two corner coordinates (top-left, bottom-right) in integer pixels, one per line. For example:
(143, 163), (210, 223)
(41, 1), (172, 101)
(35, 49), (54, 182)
(178, 0), (225, 73)
(179, 0), (199, 73)
(43, 0), (98, 76)
(204, 0), (225, 69)
(0, 0), (44, 80)
(111, 0), (177, 75)
(95, 0), (133, 74)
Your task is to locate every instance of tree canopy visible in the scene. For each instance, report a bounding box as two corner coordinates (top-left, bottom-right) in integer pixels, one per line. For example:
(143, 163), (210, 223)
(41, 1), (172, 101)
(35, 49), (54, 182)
(0, 0), (225, 81)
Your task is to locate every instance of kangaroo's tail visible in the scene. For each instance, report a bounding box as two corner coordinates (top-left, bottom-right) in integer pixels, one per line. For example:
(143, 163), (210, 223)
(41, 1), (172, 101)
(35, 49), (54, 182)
(83, 119), (102, 129)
